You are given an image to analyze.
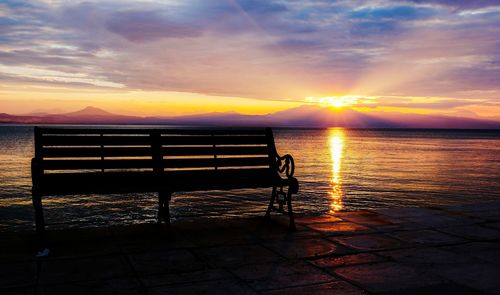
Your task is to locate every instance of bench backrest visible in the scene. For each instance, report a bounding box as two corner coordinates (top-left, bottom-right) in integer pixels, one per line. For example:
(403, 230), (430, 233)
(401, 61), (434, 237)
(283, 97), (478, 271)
(33, 127), (278, 174)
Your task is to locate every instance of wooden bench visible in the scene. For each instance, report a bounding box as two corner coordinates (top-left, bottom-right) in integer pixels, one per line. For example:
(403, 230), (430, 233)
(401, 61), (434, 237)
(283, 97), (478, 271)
(31, 127), (299, 250)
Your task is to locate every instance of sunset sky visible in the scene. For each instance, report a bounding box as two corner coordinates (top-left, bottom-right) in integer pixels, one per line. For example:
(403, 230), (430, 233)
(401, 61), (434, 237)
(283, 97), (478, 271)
(0, 0), (499, 119)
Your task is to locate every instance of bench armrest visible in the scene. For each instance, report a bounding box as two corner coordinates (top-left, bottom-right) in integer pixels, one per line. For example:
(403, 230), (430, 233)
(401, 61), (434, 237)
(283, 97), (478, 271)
(276, 154), (295, 178)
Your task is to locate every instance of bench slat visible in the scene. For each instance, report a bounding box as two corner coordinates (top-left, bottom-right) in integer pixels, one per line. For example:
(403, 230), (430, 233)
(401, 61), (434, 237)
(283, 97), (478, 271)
(160, 135), (267, 145)
(40, 135), (267, 147)
(163, 157), (270, 169)
(38, 129), (153, 135)
(41, 135), (152, 146)
(160, 130), (267, 135)
(41, 147), (153, 158)
(163, 146), (269, 156)
(37, 127), (267, 135)
(39, 157), (271, 170)
(41, 159), (155, 170)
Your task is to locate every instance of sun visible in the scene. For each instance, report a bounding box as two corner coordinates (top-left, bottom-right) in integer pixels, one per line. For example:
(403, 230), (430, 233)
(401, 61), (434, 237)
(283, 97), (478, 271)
(306, 96), (359, 109)
(328, 98), (346, 108)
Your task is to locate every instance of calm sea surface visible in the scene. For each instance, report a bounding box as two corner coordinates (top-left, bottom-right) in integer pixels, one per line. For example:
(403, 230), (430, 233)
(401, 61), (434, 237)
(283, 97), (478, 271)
(1, 125), (499, 230)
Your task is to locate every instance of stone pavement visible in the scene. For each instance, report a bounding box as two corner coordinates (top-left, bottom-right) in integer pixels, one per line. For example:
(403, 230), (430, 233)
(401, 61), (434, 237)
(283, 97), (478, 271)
(1, 201), (500, 294)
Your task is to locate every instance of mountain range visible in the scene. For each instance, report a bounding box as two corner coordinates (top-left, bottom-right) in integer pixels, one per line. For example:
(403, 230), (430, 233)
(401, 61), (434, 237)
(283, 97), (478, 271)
(1, 105), (499, 129)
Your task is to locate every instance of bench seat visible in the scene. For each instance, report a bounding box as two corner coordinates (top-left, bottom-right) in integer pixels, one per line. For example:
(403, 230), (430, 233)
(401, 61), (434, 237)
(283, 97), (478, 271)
(36, 169), (298, 195)
(35, 171), (161, 195)
(165, 169), (298, 192)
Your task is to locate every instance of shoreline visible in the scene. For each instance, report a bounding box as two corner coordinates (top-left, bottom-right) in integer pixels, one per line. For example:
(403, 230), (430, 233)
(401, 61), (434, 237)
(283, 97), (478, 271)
(2, 200), (500, 233)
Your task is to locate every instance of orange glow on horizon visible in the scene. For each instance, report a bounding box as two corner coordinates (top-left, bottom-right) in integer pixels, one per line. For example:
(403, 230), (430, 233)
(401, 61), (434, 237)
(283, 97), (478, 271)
(1, 83), (499, 120)
(0, 87), (302, 116)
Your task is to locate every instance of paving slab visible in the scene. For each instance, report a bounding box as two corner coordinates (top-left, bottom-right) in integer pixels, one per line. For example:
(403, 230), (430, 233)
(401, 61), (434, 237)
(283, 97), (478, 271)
(183, 227), (257, 247)
(402, 213), (480, 228)
(0, 287), (34, 295)
(443, 242), (500, 265)
(252, 224), (321, 241)
(430, 263), (500, 294)
(0, 232), (37, 263)
(196, 244), (284, 268)
(334, 262), (444, 293)
(306, 222), (370, 236)
(378, 247), (476, 266)
(39, 277), (145, 295)
(117, 234), (195, 253)
(295, 214), (343, 224)
(128, 249), (204, 276)
(436, 224), (500, 241)
(444, 241), (500, 252)
(387, 229), (466, 246)
(140, 268), (233, 287)
(39, 255), (133, 285)
(0, 261), (37, 288)
(373, 207), (441, 218)
(334, 211), (396, 227)
(376, 283), (484, 295)
(263, 238), (349, 259)
(464, 248), (500, 265)
(331, 234), (408, 251)
(263, 280), (367, 295)
(364, 221), (430, 233)
(43, 227), (115, 243)
(46, 239), (122, 259)
(148, 279), (256, 295)
(310, 253), (384, 269)
(231, 260), (336, 291)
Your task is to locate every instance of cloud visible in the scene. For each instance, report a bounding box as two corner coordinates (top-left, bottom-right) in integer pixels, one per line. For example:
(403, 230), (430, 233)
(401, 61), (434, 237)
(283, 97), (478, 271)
(406, 0), (500, 10)
(235, 0), (288, 14)
(106, 10), (202, 42)
(0, 49), (81, 66)
(361, 96), (481, 110)
(0, 0), (498, 113)
(350, 5), (436, 20)
(349, 20), (400, 36)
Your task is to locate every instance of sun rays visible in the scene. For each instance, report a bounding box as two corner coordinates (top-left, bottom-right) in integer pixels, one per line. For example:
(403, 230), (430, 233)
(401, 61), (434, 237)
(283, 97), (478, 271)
(305, 96), (361, 109)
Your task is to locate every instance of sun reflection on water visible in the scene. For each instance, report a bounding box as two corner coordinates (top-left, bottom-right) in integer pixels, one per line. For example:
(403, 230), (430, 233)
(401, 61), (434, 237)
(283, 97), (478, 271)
(329, 128), (345, 212)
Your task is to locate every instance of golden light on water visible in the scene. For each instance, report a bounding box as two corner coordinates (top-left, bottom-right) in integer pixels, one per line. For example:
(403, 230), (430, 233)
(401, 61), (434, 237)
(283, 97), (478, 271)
(328, 128), (345, 212)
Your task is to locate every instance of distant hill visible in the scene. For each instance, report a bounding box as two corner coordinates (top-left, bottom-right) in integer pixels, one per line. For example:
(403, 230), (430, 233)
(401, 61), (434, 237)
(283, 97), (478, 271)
(1, 105), (499, 129)
(1, 106), (142, 124)
(63, 106), (116, 117)
(261, 105), (387, 127)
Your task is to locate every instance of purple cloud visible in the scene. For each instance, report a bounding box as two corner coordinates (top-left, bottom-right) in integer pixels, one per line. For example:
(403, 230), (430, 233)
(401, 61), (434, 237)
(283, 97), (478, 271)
(106, 10), (202, 42)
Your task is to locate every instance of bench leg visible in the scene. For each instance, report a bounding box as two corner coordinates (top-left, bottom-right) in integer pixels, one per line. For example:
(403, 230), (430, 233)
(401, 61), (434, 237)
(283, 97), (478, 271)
(265, 186), (277, 219)
(286, 189), (296, 231)
(164, 195), (171, 231)
(157, 193), (163, 224)
(158, 192), (171, 230)
(32, 192), (48, 256)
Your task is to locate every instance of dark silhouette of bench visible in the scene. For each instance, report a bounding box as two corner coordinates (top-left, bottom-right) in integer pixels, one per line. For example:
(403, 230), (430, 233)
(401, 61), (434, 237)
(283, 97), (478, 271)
(31, 127), (299, 251)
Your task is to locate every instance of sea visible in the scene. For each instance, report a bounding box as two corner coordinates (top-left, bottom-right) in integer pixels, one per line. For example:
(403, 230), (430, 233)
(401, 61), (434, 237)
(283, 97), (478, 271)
(1, 125), (499, 231)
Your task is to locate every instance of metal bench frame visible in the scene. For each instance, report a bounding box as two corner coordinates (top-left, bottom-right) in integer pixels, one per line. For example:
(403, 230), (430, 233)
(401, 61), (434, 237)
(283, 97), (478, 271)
(31, 127), (298, 250)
